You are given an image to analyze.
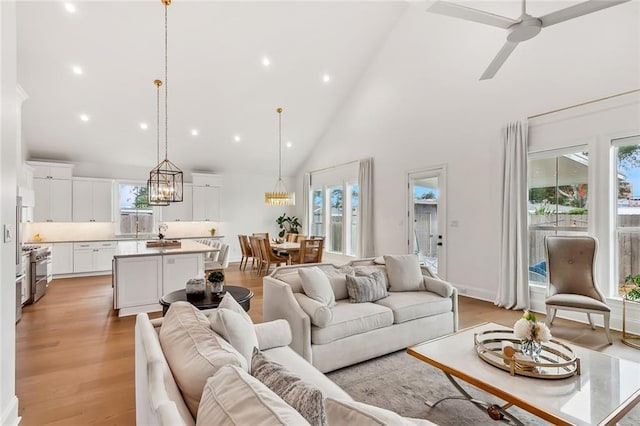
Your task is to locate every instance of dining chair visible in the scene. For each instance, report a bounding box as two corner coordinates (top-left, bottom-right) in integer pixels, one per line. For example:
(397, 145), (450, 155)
(253, 232), (269, 240)
(205, 243), (229, 273)
(237, 235), (254, 271)
(248, 236), (264, 275)
(544, 235), (612, 344)
(289, 238), (324, 265)
(258, 237), (288, 275)
(285, 233), (298, 242)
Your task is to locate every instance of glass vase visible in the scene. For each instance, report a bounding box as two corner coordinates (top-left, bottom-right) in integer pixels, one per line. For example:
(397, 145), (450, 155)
(521, 339), (543, 362)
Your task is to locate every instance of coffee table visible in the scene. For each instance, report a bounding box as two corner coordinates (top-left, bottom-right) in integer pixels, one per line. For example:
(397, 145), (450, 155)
(159, 285), (253, 316)
(407, 322), (640, 425)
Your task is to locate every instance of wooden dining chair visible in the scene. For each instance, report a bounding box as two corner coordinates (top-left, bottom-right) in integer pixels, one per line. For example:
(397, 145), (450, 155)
(237, 235), (254, 271)
(258, 237), (288, 275)
(248, 236), (264, 275)
(253, 232), (269, 240)
(289, 238), (324, 265)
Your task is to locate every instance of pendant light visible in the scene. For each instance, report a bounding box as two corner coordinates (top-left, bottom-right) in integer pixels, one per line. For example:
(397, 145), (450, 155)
(265, 107), (295, 206)
(149, 0), (183, 203)
(147, 79), (169, 206)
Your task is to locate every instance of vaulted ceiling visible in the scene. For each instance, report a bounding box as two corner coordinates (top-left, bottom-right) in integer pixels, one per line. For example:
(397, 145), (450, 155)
(17, 1), (408, 176)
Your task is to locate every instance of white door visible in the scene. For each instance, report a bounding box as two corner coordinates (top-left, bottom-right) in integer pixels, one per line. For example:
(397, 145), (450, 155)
(408, 167), (447, 279)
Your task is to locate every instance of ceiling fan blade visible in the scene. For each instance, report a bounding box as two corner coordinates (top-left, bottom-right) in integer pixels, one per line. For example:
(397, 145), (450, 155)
(540, 0), (631, 27)
(480, 41), (519, 80)
(428, 1), (519, 29)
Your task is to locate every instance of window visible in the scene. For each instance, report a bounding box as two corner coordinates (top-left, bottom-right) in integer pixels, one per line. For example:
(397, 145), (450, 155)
(311, 189), (324, 237)
(328, 186), (343, 252)
(527, 148), (589, 285)
(118, 183), (155, 235)
(614, 136), (640, 296)
(310, 180), (359, 256)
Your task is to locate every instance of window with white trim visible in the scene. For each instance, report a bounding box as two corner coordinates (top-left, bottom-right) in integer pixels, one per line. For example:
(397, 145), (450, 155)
(117, 182), (155, 235)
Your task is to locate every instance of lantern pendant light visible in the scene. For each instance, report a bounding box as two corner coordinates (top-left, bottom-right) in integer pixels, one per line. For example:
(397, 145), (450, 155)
(147, 79), (170, 206)
(265, 107), (295, 206)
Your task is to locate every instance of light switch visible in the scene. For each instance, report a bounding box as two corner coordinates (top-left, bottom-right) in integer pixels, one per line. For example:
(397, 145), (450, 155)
(3, 224), (14, 243)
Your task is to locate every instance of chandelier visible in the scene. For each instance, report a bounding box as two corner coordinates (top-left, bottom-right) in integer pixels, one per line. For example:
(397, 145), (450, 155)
(149, 0), (183, 204)
(265, 107), (295, 206)
(147, 79), (169, 206)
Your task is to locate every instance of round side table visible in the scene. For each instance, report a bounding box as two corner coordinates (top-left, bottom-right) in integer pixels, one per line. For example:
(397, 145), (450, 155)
(159, 285), (253, 316)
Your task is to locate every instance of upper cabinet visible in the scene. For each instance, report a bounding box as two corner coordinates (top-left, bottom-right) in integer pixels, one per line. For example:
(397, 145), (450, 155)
(161, 184), (193, 222)
(192, 173), (221, 221)
(72, 178), (113, 222)
(29, 161), (73, 222)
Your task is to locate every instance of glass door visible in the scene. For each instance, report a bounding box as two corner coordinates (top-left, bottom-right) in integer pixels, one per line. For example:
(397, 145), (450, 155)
(408, 167), (446, 278)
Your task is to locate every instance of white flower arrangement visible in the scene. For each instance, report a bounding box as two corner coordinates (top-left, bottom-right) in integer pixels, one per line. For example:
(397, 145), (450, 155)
(513, 311), (551, 343)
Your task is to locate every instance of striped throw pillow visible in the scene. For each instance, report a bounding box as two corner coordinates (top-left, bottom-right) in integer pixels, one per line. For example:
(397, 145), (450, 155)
(345, 270), (388, 303)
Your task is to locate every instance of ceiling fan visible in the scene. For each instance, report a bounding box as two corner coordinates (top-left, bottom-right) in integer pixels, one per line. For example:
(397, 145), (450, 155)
(428, 0), (631, 80)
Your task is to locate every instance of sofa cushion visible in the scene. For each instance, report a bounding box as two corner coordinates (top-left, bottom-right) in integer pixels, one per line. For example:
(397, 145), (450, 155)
(278, 271), (304, 293)
(210, 308), (259, 369)
(299, 266), (336, 307)
(254, 320), (292, 350)
(384, 254), (423, 292)
(329, 274), (349, 301)
(311, 300), (393, 345)
(219, 291), (253, 324)
(251, 348), (327, 426)
(325, 398), (428, 426)
(159, 302), (247, 418)
(294, 293), (333, 327)
(196, 365), (310, 425)
(374, 291), (453, 324)
(345, 271), (388, 303)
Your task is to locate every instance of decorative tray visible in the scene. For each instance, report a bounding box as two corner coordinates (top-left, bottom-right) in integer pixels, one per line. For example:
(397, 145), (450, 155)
(146, 240), (182, 248)
(474, 329), (580, 379)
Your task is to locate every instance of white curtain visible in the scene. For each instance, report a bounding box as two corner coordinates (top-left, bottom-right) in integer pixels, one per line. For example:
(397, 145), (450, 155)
(358, 158), (375, 257)
(496, 121), (530, 310)
(302, 173), (310, 235)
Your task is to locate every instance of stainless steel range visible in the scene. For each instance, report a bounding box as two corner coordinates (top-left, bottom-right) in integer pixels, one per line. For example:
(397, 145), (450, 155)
(24, 245), (52, 304)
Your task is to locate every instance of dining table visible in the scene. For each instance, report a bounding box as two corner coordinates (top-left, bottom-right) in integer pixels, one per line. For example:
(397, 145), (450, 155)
(271, 241), (300, 256)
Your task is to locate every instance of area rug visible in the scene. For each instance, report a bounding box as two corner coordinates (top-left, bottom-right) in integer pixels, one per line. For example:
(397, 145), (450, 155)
(326, 350), (640, 425)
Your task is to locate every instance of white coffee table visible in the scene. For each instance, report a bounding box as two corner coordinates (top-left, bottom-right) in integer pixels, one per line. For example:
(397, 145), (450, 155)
(407, 322), (640, 425)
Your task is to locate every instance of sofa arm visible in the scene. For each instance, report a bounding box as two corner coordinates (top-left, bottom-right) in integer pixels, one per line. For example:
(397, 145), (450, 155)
(254, 320), (292, 350)
(422, 276), (453, 298)
(263, 276), (313, 362)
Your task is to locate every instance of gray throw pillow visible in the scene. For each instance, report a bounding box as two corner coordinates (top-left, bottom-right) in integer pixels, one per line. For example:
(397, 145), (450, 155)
(345, 270), (388, 303)
(251, 348), (327, 426)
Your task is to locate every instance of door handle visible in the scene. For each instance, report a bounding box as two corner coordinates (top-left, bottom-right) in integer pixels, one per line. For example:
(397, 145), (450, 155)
(437, 242), (443, 246)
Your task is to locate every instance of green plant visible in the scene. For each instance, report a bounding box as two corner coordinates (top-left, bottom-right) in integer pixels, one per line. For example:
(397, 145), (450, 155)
(209, 227), (216, 235)
(207, 271), (224, 283)
(624, 274), (640, 301)
(276, 213), (301, 238)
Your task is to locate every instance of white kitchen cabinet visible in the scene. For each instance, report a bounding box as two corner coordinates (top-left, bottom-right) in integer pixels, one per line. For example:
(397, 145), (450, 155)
(162, 253), (204, 294)
(73, 241), (117, 273)
(51, 243), (73, 275)
(30, 162), (73, 179)
(34, 178), (72, 222)
(192, 186), (220, 221)
(161, 184), (193, 222)
(73, 179), (113, 222)
(114, 255), (162, 310)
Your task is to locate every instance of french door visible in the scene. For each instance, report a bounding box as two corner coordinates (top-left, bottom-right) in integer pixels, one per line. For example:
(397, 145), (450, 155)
(408, 167), (447, 279)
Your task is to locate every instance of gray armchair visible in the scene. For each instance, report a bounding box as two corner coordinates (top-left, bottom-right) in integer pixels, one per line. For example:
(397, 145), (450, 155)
(544, 235), (612, 344)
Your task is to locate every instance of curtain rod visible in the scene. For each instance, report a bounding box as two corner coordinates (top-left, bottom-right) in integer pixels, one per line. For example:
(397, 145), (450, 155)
(528, 88), (640, 120)
(309, 159), (360, 175)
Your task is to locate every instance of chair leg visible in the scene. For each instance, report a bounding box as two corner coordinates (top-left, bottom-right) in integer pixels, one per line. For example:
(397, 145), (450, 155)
(545, 307), (556, 327)
(587, 313), (596, 330)
(603, 312), (613, 345)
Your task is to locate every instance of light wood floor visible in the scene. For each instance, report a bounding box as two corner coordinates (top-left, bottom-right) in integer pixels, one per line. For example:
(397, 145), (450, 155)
(15, 264), (639, 425)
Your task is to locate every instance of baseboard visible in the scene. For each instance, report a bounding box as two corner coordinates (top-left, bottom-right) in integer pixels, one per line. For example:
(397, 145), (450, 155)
(454, 284), (495, 302)
(1, 396), (20, 426)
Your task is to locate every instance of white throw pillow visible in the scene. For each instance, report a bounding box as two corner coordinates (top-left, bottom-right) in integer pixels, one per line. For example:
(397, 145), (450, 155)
(383, 254), (423, 292)
(196, 365), (311, 426)
(210, 308), (259, 370)
(253, 320), (292, 350)
(159, 302), (247, 418)
(298, 267), (336, 307)
(219, 291), (253, 324)
(325, 398), (418, 426)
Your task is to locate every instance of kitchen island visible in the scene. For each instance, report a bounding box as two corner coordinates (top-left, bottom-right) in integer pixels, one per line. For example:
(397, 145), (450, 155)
(113, 240), (217, 317)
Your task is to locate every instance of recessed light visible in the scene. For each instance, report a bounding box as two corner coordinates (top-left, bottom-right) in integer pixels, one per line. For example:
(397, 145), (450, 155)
(322, 74), (331, 83)
(65, 3), (76, 14)
(286, 142), (293, 148)
(71, 65), (83, 75)
(140, 122), (148, 130)
(79, 114), (89, 122)
(262, 57), (271, 67)
(234, 135), (241, 142)
(191, 129), (199, 136)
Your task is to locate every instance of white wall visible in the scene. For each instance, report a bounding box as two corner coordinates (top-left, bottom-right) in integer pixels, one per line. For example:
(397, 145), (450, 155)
(0, 1), (20, 424)
(294, 1), (640, 300)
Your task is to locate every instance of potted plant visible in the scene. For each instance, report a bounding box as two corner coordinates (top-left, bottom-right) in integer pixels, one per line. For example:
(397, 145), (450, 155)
(623, 274), (640, 301)
(276, 213), (301, 239)
(209, 227), (216, 236)
(207, 271), (224, 294)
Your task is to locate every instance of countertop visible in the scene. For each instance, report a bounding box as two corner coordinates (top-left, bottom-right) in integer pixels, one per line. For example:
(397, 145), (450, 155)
(25, 235), (224, 244)
(113, 240), (218, 258)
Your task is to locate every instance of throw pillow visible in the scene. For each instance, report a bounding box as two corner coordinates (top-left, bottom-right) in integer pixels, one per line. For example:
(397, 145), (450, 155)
(345, 270), (388, 303)
(251, 348), (327, 426)
(159, 301), (247, 418)
(218, 291), (253, 324)
(253, 319), (293, 350)
(298, 267), (336, 307)
(325, 398), (416, 426)
(383, 254), (423, 292)
(210, 308), (259, 370)
(197, 365), (310, 426)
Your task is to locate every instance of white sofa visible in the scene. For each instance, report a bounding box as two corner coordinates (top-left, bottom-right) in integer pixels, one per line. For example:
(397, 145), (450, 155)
(135, 303), (437, 425)
(263, 257), (459, 373)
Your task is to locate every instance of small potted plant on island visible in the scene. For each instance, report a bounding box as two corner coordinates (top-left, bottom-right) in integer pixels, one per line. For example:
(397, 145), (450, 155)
(207, 271), (225, 295)
(209, 227), (216, 236)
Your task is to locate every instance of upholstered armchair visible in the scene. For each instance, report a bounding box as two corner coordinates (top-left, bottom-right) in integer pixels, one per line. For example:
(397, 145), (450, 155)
(544, 235), (612, 344)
